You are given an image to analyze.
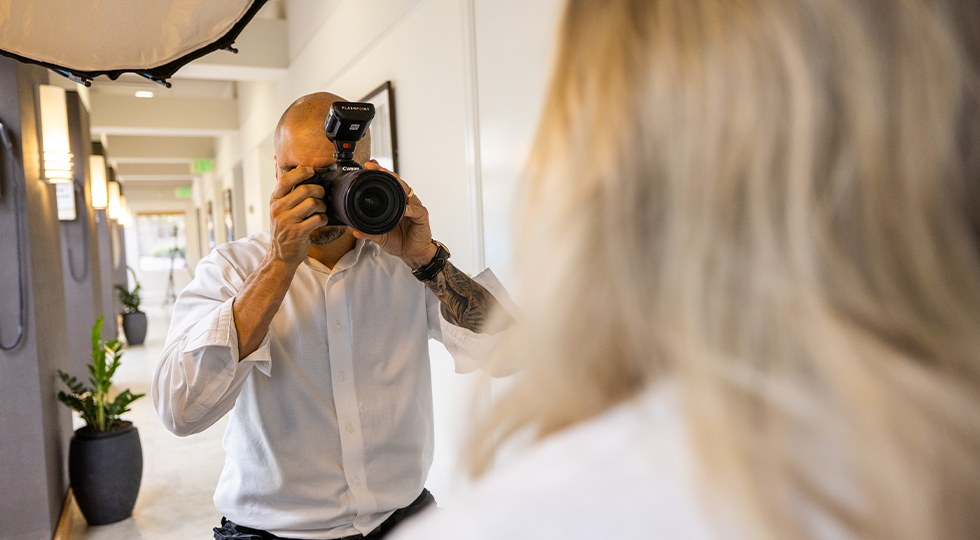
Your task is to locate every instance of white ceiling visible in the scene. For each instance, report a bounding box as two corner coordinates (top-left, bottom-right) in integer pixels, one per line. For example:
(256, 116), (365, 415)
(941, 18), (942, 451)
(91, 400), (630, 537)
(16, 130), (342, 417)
(86, 76), (237, 100)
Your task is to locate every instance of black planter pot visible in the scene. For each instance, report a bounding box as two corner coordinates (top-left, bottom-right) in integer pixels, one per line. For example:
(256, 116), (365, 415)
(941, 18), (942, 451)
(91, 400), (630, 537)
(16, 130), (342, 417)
(69, 421), (143, 525)
(121, 311), (147, 345)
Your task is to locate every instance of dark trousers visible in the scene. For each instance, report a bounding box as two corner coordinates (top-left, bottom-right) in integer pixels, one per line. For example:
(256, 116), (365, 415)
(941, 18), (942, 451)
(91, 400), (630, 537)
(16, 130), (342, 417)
(213, 489), (436, 540)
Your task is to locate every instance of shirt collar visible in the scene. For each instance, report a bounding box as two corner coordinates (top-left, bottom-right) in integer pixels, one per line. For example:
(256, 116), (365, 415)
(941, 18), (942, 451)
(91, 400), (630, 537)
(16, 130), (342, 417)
(303, 238), (375, 276)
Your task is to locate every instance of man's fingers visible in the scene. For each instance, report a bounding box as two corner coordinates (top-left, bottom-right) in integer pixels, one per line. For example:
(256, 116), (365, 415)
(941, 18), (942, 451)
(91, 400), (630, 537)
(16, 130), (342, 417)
(298, 212), (329, 233)
(271, 166), (315, 199)
(292, 191), (327, 216)
(279, 197), (327, 224)
(272, 184), (325, 215)
(364, 160), (415, 201)
(402, 200), (429, 225)
(363, 159), (385, 172)
(294, 197), (327, 221)
(278, 211), (328, 241)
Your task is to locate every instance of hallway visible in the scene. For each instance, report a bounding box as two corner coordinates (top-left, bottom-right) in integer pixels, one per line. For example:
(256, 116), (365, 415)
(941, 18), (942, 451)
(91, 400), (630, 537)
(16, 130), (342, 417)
(68, 307), (228, 539)
(0, 2), (562, 536)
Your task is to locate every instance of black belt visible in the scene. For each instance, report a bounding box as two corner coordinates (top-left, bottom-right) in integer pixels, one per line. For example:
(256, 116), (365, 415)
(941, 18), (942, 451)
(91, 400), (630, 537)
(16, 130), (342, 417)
(214, 489), (436, 540)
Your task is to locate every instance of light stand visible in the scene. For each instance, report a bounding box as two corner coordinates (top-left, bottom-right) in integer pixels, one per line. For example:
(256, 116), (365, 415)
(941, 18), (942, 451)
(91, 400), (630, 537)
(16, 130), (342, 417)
(163, 224), (178, 305)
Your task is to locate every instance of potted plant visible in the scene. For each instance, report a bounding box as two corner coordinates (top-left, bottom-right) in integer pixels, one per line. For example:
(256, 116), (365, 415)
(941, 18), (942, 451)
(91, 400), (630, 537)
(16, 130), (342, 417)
(114, 267), (146, 345)
(57, 316), (145, 525)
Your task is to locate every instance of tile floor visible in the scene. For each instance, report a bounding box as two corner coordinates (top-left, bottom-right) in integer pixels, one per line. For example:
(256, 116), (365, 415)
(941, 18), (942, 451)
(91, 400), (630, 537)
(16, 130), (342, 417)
(69, 305), (229, 539)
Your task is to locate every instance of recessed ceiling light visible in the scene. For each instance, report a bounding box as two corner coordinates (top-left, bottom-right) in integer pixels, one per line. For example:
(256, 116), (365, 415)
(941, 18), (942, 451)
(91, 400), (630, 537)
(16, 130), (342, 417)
(134, 90), (154, 98)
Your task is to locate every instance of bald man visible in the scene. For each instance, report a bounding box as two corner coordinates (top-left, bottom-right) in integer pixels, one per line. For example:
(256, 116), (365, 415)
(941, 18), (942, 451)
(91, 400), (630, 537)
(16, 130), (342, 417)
(154, 93), (510, 540)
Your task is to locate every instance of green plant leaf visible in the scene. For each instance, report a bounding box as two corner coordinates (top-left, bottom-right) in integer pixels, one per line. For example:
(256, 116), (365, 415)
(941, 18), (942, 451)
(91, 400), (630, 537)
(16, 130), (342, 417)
(57, 370), (86, 395)
(106, 389), (146, 419)
(55, 316), (144, 432)
(115, 281), (142, 313)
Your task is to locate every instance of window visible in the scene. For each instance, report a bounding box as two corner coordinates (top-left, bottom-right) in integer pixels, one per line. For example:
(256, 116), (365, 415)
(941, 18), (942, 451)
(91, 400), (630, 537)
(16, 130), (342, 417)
(137, 213), (187, 271)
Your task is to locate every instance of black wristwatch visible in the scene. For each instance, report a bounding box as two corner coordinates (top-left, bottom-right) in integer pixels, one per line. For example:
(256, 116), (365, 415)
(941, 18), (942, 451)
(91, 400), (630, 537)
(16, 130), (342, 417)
(412, 240), (451, 282)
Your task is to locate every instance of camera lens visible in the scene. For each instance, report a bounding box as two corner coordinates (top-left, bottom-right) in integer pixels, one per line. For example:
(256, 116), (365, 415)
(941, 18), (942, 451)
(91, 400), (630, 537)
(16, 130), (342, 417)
(358, 187), (388, 218)
(330, 169), (406, 234)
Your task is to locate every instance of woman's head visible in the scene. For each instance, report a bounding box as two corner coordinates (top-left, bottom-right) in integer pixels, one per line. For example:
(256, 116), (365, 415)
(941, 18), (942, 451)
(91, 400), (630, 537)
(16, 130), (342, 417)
(477, 0), (980, 537)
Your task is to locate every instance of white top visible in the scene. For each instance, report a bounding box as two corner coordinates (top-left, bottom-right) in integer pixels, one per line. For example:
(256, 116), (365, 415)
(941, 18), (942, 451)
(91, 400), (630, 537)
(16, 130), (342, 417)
(152, 234), (505, 539)
(391, 386), (718, 540)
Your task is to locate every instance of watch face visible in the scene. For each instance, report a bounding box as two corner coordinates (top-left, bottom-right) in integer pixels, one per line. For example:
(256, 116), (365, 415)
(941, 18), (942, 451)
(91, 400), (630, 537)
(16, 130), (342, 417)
(433, 241), (450, 259)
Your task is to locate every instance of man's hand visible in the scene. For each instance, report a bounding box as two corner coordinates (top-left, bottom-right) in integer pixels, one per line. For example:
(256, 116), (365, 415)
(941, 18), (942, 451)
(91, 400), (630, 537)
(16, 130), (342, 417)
(268, 166), (328, 266)
(352, 160), (437, 269)
(351, 161), (513, 334)
(231, 166), (326, 360)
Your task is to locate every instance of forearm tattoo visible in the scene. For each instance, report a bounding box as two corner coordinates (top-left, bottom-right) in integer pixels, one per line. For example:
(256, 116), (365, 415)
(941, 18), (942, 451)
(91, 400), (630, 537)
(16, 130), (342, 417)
(424, 262), (511, 334)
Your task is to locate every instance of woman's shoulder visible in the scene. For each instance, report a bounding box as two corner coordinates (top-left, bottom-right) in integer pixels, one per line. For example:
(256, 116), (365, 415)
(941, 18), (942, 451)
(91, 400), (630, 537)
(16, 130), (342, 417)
(395, 385), (716, 540)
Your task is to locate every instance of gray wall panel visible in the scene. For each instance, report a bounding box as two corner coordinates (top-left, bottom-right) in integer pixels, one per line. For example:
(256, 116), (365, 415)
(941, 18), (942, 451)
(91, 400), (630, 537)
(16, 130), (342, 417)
(61, 91), (101, 382)
(0, 58), (72, 539)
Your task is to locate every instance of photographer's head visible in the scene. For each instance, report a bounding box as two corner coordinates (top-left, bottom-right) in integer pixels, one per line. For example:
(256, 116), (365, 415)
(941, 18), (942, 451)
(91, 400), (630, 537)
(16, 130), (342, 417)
(274, 92), (371, 245)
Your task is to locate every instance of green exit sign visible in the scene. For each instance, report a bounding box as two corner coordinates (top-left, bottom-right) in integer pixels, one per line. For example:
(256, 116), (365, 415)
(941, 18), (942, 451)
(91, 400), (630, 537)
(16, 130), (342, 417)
(193, 158), (214, 173)
(175, 186), (192, 199)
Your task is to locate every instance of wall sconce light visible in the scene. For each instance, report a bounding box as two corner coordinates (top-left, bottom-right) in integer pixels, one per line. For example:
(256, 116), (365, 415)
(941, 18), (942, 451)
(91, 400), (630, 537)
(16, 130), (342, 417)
(107, 180), (121, 220)
(119, 195), (133, 227)
(38, 84), (73, 183)
(89, 154), (108, 209)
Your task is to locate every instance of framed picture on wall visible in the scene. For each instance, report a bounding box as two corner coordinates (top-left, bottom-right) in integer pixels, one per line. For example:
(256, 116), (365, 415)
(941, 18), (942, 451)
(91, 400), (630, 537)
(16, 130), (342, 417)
(360, 81), (399, 173)
(223, 188), (234, 242)
(206, 200), (216, 249)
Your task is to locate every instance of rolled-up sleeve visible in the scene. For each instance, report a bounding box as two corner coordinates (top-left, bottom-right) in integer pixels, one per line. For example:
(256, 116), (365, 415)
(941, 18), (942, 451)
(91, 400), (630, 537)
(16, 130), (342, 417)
(426, 268), (515, 375)
(152, 252), (272, 436)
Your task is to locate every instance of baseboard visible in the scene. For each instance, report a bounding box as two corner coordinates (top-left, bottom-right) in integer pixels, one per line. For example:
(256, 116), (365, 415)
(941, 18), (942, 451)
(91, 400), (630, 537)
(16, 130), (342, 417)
(53, 488), (75, 540)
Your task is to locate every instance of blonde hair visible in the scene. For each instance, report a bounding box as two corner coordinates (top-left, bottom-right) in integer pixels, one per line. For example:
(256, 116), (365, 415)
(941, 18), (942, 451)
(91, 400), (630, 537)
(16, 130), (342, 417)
(471, 0), (980, 538)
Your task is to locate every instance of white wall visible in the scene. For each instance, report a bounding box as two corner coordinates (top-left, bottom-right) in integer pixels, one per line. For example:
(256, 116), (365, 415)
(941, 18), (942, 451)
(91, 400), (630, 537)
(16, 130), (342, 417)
(236, 81), (279, 236)
(474, 0), (565, 288)
(198, 0), (565, 502)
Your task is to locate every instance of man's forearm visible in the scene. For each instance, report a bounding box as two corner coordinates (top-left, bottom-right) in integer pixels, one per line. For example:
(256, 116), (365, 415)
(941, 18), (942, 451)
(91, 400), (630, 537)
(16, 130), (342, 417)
(423, 262), (511, 334)
(232, 256), (298, 359)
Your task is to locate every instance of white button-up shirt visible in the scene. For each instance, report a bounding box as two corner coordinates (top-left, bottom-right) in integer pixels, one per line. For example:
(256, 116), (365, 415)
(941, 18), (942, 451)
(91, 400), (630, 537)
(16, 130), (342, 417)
(153, 234), (504, 539)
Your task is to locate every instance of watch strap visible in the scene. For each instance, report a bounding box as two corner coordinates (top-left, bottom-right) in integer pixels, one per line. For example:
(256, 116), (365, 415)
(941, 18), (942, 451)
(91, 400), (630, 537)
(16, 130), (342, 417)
(412, 241), (450, 282)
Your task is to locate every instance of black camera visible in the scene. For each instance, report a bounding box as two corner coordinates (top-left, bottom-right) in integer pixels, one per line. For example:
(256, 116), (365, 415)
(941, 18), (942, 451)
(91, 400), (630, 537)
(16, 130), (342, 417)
(300, 101), (406, 234)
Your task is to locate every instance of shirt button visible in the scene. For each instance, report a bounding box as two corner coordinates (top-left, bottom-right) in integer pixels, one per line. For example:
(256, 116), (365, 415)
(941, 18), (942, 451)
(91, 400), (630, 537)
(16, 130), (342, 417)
(339, 371), (347, 382)
(335, 321), (342, 329)
(352, 476), (361, 486)
(346, 422), (355, 433)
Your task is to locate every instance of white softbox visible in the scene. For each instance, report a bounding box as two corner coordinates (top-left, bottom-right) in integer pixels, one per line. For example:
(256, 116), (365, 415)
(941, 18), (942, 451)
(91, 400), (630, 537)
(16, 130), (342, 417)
(0, 0), (267, 86)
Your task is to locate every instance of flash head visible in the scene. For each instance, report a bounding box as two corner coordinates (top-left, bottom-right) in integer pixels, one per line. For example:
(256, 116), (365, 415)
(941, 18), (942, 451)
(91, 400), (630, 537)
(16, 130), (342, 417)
(325, 101), (374, 147)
